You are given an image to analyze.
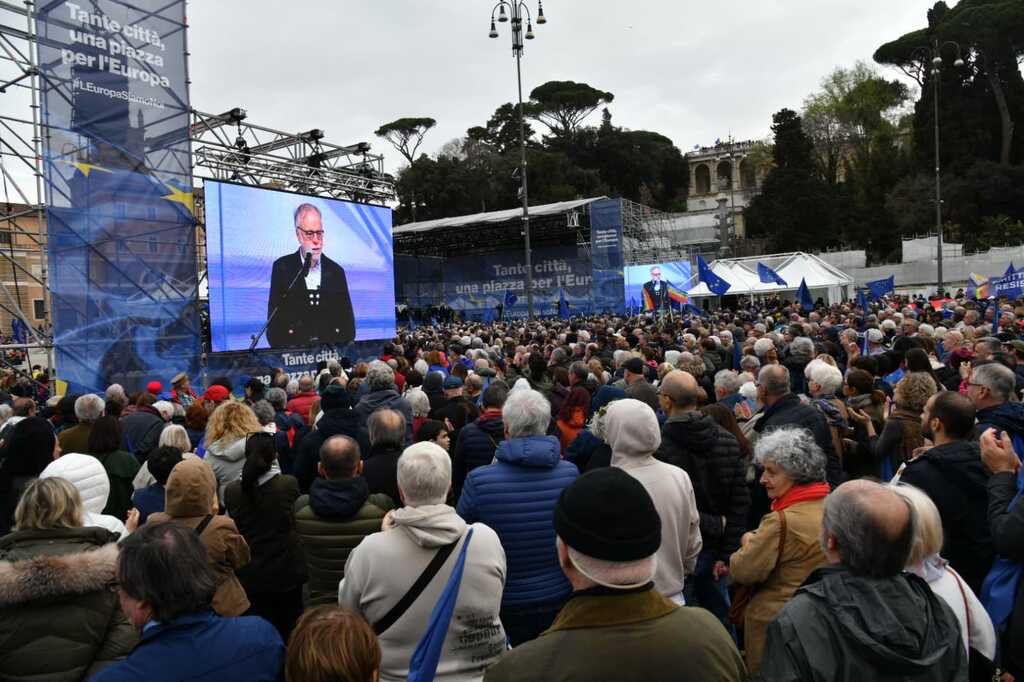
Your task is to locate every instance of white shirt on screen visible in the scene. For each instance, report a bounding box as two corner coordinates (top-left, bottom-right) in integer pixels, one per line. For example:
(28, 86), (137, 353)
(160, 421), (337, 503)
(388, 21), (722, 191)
(305, 256), (322, 290)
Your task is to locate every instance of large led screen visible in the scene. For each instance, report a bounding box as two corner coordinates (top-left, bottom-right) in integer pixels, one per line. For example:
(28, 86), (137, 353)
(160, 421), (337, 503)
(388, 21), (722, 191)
(623, 261), (692, 311)
(205, 181), (395, 352)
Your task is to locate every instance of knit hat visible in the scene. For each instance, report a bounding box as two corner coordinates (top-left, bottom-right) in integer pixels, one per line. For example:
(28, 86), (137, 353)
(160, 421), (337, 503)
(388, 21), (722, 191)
(554, 467), (661, 562)
(603, 399), (661, 458)
(146, 381), (163, 394)
(203, 385), (230, 402)
(320, 385), (352, 412)
(443, 375), (463, 390)
(622, 357), (645, 375)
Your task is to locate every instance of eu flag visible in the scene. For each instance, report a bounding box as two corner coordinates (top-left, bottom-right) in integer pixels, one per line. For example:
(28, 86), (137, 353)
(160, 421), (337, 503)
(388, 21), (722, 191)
(797, 278), (813, 311)
(757, 262), (787, 286)
(866, 275), (895, 300)
(559, 289), (570, 320)
(857, 289), (869, 313)
(503, 290), (518, 309)
(697, 256), (731, 296)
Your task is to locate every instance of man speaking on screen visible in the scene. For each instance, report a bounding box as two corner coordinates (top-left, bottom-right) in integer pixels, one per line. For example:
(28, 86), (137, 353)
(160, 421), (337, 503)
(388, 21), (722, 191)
(643, 265), (671, 311)
(266, 203), (356, 347)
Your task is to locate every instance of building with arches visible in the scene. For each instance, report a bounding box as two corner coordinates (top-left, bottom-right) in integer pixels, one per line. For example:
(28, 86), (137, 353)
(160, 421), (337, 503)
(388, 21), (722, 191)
(685, 139), (766, 238)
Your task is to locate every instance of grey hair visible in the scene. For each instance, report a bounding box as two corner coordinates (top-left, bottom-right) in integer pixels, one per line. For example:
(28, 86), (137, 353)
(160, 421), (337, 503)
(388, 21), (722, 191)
(790, 336), (815, 357)
(809, 362), (843, 395)
(293, 202), (321, 227)
(105, 383), (126, 403)
(407, 390), (431, 418)
(366, 360), (396, 391)
(822, 481), (917, 578)
(251, 400), (275, 426)
(754, 426), (826, 484)
(502, 388), (551, 438)
(758, 365), (791, 396)
(286, 379), (299, 395)
(972, 362), (1015, 401)
(976, 337), (1002, 356)
(265, 387), (287, 411)
(0, 404), (11, 423)
(753, 338), (775, 358)
(714, 370), (741, 394)
(558, 537), (655, 589)
(367, 408), (406, 449)
(297, 375), (315, 392)
(397, 442), (451, 507)
(158, 424), (191, 452)
(739, 354), (761, 373)
(152, 401), (175, 421)
(74, 394), (105, 422)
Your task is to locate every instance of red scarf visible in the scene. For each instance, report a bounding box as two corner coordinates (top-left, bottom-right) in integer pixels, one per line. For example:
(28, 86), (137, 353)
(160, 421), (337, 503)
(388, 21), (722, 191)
(771, 482), (831, 511)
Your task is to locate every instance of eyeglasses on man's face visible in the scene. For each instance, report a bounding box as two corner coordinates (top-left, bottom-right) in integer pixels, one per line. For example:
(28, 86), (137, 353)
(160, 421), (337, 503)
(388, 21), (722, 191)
(296, 227), (324, 239)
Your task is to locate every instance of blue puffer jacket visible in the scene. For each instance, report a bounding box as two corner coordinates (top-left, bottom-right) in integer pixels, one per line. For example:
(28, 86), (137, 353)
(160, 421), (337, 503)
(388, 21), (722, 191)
(457, 435), (578, 609)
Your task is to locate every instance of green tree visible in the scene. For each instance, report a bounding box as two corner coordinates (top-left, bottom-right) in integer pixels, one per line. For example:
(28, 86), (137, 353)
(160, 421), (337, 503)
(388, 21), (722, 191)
(525, 80), (614, 142)
(376, 117), (437, 222)
(466, 103), (536, 155)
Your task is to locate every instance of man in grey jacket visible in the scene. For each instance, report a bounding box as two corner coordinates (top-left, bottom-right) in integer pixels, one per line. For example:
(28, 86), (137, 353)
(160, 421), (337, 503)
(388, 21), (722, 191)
(355, 361), (414, 444)
(339, 442), (507, 682)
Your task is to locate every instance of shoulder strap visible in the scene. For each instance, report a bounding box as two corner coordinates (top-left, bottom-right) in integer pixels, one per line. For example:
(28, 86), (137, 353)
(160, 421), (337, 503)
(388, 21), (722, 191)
(775, 510), (788, 566)
(194, 514), (214, 536)
(374, 537), (460, 636)
(948, 566), (972, 634)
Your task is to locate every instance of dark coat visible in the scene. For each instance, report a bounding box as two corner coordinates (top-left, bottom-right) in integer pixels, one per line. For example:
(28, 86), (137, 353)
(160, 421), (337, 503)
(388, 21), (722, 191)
(482, 585), (746, 682)
(625, 377), (659, 413)
(642, 279), (672, 310)
(89, 611), (284, 682)
(362, 444), (402, 507)
(266, 249), (355, 347)
(354, 388), (414, 445)
(294, 476), (394, 605)
(761, 565), (967, 682)
(755, 393), (843, 489)
(987, 471), (1024, 678)
(294, 408), (367, 493)
(0, 527), (138, 682)
(976, 401), (1024, 444)
(656, 412), (750, 559)
(457, 435), (578, 608)
(56, 422), (93, 455)
(452, 410), (504, 497)
(898, 440), (994, 594)
(223, 474), (307, 595)
(91, 449), (140, 521)
(120, 407), (164, 460)
(273, 410), (308, 475)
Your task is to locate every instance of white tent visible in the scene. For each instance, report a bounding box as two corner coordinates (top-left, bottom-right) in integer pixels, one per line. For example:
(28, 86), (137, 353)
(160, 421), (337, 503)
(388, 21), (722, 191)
(685, 252), (853, 304)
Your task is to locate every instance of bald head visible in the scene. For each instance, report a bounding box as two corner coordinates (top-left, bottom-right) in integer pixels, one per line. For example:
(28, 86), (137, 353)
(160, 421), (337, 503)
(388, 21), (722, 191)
(822, 479), (915, 578)
(659, 369), (699, 413)
(319, 435), (361, 479)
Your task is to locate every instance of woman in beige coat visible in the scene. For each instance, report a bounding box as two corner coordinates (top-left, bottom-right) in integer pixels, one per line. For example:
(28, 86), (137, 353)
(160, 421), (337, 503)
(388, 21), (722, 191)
(729, 426), (830, 675)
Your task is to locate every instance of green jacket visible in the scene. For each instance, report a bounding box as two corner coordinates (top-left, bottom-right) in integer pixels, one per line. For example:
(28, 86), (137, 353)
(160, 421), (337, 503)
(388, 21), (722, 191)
(293, 476), (394, 605)
(484, 584), (746, 682)
(0, 526), (139, 682)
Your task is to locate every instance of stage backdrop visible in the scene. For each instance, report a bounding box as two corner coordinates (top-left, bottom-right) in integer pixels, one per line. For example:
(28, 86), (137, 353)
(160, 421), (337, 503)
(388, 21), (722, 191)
(204, 181), (395, 352)
(38, 0), (198, 394)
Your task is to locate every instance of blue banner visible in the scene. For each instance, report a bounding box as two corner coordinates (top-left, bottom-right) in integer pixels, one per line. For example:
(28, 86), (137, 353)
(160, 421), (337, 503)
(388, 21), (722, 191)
(588, 198), (625, 314)
(866, 275), (895, 299)
(994, 270), (1024, 300)
(37, 0), (196, 393)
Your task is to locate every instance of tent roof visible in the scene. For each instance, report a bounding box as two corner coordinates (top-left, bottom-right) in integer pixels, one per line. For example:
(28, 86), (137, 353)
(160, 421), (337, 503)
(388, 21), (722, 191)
(393, 197), (607, 235)
(686, 252), (853, 297)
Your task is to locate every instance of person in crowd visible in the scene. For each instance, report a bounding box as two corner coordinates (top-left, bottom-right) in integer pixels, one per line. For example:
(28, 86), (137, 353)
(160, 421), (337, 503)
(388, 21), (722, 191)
(130, 424), (194, 490)
(40, 452), (128, 536)
(842, 367), (886, 433)
(895, 392), (994, 594)
(969, 361), (1024, 447)
(422, 371), (446, 412)
(146, 457), (251, 616)
(223, 431), (306, 640)
(362, 409), (407, 506)
(356, 361), (415, 445)
(621, 356), (659, 412)
(728, 427), (830, 674)
(890, 483), (997, 668)
(184, 399), (212, 452)
(457, 387), (578, 645)
(656, 369), (749, 627)
(286, 375), (319, 422)
(242, 378), (267, 407)
(339, 442), (507, 682)
(714, 369), (744, 411)
(284, 606), (381, 682)
(565, 384), (626, 472)
(90, 522), (283, 681)
(452, 382), (507, 499)
(428, 375), (478, 444)
(120, 393), (164, 461)
(408, 388), (431, 438)
(555, 384), (591, 456)
(294, 385), (365, 493)
(131, 445), (182, 525)
(0, 415), (60, 534)
(604, 398), (701, 603)
(760, 479), (967, 681)
(806, 361), (850, 461)
(169, 372), (197, 409)
(701, 403), (753, 461)
(57, 393), (104, 454)
(294, 434), (393, 605)
(849, 370), (937, 480)
(0, 477), (137, 680)
(86, 414), (140, 521)
(979, 427), (1024, 678)
(204, 401), (264, 503)
(267, 386), (307, 474)
(483, 467), (746, 682)
(413, 418), (451, 452)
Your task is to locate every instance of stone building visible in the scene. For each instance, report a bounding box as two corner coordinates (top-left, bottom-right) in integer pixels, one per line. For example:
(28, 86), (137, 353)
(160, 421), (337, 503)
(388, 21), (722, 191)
(0, 203), (48, 335)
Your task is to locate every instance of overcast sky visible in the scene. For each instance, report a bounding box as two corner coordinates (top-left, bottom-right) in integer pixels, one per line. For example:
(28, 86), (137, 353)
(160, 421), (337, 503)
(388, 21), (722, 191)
(189, 0), (935, 176)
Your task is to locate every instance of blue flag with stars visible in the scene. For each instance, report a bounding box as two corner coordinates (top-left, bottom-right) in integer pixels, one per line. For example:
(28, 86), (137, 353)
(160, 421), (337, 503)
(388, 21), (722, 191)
(797, 278), (813, 311)
(697, 255), (731, 296)
(757, 262), (787, 286)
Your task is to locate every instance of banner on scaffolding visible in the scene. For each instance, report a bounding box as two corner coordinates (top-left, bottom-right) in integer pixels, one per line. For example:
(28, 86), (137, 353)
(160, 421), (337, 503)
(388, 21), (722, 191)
(35, 0), (197, 393)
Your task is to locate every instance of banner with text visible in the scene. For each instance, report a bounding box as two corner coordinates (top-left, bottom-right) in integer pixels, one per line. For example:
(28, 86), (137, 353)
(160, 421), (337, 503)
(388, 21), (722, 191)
(37, 0), (197, 393)
(589, 198), (625, 314)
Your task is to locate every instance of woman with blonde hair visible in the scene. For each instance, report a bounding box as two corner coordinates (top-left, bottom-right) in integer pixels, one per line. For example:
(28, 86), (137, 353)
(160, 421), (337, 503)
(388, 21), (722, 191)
(204, 401), (264, 503)
(0, 477), (137, 679)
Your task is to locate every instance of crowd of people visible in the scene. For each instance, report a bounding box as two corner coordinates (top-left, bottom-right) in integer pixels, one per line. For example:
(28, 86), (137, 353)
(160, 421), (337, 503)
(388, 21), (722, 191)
(0, 292), (1022, 681)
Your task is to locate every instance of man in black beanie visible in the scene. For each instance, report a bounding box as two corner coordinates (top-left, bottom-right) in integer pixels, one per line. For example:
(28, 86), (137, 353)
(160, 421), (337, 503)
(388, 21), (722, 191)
(484, 468), (746, 682)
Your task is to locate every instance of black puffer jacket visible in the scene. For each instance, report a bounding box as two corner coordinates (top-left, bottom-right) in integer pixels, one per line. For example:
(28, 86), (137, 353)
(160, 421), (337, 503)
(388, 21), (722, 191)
(899, 439), (993, 594)
(294, 408), (368, 493)
(452, 410), (504, 498)
(755, 393), (843, 489)
(656, 412), (750, 559)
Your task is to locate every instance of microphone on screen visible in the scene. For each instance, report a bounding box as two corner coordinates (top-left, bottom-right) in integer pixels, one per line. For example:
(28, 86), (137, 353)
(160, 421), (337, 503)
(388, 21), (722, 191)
(301, 252), (312, 277)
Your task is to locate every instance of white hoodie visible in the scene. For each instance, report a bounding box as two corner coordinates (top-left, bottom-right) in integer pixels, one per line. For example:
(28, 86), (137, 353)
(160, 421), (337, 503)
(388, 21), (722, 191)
(339, 504), (507, 682)
(40, 453), (127, 537)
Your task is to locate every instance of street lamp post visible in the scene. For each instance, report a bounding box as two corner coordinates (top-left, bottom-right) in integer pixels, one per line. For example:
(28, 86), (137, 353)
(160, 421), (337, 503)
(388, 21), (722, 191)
(915, 39), (964, 296)
(490, 1), (546, 320)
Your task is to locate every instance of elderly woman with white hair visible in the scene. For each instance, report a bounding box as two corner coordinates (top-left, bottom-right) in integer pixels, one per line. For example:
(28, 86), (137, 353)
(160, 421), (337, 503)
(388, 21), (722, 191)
(604, 398), (702, 605)
(806, 361), (850, 463)
(890, 484), (996, 664)
(728, 427), (830, 675)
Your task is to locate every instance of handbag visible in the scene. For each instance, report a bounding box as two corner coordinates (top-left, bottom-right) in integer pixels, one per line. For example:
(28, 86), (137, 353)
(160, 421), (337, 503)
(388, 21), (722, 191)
(729, 510), (787, 629)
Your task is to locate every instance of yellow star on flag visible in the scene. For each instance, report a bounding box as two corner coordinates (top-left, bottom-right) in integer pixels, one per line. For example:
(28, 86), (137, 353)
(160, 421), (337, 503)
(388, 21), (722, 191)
(161, 184), (194, 216)
(63, 160), (112, 177)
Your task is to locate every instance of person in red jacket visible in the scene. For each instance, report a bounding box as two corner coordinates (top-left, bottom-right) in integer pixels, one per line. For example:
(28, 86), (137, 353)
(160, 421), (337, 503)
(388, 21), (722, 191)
(286, 376), (319, 423)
